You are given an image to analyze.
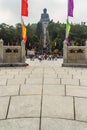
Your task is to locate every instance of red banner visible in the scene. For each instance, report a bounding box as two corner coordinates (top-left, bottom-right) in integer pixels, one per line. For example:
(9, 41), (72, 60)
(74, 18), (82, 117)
(21, 0), (28, 16)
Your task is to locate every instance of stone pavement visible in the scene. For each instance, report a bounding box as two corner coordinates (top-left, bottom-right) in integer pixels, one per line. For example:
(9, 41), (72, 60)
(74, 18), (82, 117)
(0, 59), (87, 129)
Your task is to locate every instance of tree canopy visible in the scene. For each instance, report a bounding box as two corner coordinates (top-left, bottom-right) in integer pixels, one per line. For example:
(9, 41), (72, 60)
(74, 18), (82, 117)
(0, 21), (87, 53)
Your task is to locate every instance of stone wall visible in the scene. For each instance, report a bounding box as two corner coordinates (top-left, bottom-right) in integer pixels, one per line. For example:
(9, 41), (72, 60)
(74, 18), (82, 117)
(0, 39), (25, 64)
(67, 46), (86, 63)
(63, 42), (87, 67)
(3, 46), (21, 63)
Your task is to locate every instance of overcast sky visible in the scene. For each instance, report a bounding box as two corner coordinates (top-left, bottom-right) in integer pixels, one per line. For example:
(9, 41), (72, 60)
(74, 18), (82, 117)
(0, 0), (87, 26)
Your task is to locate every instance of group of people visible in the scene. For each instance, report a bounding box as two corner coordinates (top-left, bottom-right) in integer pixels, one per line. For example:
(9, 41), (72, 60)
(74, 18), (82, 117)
(29, 54), (62, 61)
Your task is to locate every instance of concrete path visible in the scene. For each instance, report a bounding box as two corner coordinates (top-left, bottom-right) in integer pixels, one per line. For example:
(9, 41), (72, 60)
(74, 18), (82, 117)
(0, 59), (87, 130)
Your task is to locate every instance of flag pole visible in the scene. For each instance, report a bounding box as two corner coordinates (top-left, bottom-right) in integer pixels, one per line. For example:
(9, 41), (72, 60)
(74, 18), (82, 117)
(21, 0), (23, 41)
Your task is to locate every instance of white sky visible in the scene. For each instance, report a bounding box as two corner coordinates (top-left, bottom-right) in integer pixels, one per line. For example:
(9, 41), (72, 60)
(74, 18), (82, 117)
(0, 0), (87, 26)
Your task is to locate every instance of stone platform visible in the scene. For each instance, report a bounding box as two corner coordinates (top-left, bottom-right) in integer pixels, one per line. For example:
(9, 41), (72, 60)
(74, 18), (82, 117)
(0, 63), (28, 67)
(0, 59), (87, 130)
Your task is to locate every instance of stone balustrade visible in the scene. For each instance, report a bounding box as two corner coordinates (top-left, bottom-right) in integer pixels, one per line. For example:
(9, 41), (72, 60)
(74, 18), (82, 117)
(0, 39), (26, 66)
(62, 42), (87, 67)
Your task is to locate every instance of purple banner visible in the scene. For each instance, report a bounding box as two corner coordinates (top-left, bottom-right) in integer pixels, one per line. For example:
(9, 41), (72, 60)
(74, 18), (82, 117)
(68, 0), (74, 17)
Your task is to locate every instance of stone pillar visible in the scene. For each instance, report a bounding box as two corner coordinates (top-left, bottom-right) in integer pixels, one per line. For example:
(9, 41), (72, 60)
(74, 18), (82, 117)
(63, 40), (68, 63)
(0, 39), (3, 63)
(21, 40), (25, 63)
(85, 41), (87, 61)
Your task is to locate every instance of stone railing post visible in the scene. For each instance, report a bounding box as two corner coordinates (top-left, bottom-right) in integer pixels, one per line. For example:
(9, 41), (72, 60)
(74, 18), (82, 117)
(21, 40), (25, 63)
(63, 40), (68, 63)
(0, 39), (3, 63)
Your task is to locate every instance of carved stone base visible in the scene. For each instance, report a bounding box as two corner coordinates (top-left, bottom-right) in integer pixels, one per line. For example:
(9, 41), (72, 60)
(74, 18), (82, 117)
(62, 63), (87, 68)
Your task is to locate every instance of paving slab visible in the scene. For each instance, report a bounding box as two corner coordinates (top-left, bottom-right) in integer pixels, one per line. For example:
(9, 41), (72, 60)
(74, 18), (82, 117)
(26, 78), (43, 85)
(58, 74), (72, 79)
(55, 69), (68, 73)
(0, 79), (7, 86)
(44, 71), (55, 74)
(0, 97), (9, 119)
(68, 70), (82, 75)
(42, 95), (74, 119)
(72, 72), (87, 79)
(30, 74), (43, 78)
(6, 71), (19, 75)
(14, 75), (29, 79)
(44, 68), (55, 72)
(55, 70), (68, 74)
(66, 85), (87, 98)
(75, 97), (87, 122)
(61, 79), (79, 86)
(8, 96), (41, 118)
(20, 85), (42, 95)
(19, 72), (32, 75)
(41, 118), (87, 130)
(44, 74), (57, 78)
(0, 85), (19, 97)
(0, 72), (6, 75)
(0, 118), (39, 130)
(0, 75), (14, 80)
(7, 79), (25, 85)
(80, 79), (87, 87)
(44, 78), (60, 85)
(56, 72), (69, 75)
(31, 70), (43, 74)
(43, 85), (65, 96)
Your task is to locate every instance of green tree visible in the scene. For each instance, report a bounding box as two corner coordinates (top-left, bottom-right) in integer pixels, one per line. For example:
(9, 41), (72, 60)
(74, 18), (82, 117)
(15, 23), (22, 44)
(71, 24), (87, 45)
(47, 21), (65, 52)
(36, 22), (42, 39)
